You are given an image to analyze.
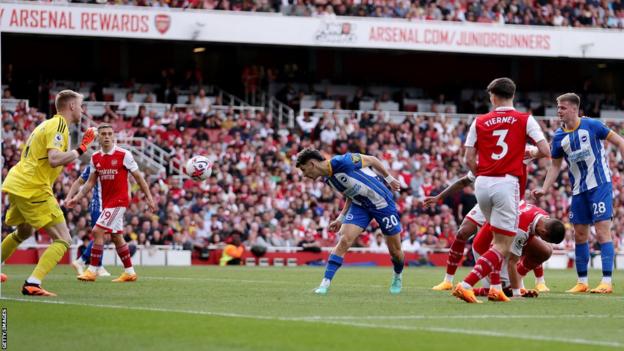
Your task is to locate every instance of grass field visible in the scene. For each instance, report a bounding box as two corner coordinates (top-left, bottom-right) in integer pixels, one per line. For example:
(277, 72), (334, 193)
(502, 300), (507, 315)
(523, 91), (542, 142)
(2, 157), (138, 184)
(1, 264), (623, 351)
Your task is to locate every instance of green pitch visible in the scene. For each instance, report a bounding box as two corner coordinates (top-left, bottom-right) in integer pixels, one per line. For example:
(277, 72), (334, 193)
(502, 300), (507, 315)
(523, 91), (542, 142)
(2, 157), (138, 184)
(1, 265), (622, 350)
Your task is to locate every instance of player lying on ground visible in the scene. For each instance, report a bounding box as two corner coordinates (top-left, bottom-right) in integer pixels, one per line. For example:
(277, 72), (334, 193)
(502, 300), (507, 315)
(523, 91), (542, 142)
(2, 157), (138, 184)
(65, 165), (110, 277)
(533, 93), (624, 294)
(296, 148), (405, 295)
(1, 90), (96, 296)
(470, 201), (565, 299)
(67, 124), (156, 282)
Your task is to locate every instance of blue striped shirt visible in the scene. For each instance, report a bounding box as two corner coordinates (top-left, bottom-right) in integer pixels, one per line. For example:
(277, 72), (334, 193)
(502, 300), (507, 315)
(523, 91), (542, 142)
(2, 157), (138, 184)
(551, 118), (612, 195)
(324, 153), (395, 210)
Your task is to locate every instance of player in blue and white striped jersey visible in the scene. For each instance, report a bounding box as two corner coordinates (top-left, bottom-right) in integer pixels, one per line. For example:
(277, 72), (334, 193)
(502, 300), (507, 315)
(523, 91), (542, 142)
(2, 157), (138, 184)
(534, 93), (624, 294)
(296, 148), (405, 295)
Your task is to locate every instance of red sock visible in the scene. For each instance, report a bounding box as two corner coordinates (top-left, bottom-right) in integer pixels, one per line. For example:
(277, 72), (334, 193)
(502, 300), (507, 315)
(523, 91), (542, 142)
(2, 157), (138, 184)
(90, 244), (104, 267)
(446, 238), (466, 275)
(517, 258), (530, 276)
(116, 244), (133, 268)
(464, 248), (503, 287)
(533, 264), (544, 278)
(490, 270), (501, 286)
(473, 287), (489, 296)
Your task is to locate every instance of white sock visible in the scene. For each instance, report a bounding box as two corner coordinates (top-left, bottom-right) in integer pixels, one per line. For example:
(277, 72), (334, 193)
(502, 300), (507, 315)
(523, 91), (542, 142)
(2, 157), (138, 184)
(461, 281), (472, 289)
(26, 276), (41, 285)
(512, 288), (522, 297)
(601, 276), (612, 284)
(445, 274), (454, 283)
(320, 278), (331, 288)
(124, 267), (136, 275)
(87, 265), (98, 273)
(578, 277), (589, 284)
(394, 272), (402, 278)
(491, 284), (502, 291)
(520, 279), (525, 289)
(535, 276), (545, 285)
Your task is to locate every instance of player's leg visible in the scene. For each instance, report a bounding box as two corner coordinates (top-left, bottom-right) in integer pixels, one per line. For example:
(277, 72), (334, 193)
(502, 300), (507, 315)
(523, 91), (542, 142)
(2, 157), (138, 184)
(72, 239), (93, 275)
(2, 223), (33, 263)
(567, 192), (592, 292)
(455, 176), (517, 303)
(532, 265), (547, 292)
(314, 224), (364, 294)
(20, 195), (69, 296)
(591, 219), (614, 293)
(2, 194), (34, 263)
(315, 204), (369, 294)
(377, 208), (403, 294)
(587, 184), (614, 293)
(111, 233), (137, 282)
(516, 238), (552, 292)
(567, 224), (591, 292)
(432, 216), (479, 290)
(78, 226), (107, 281)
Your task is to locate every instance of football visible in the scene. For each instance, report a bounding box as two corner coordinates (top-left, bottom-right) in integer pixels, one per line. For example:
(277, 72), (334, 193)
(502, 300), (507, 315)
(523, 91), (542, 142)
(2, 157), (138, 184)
(185, 155), (212, 181)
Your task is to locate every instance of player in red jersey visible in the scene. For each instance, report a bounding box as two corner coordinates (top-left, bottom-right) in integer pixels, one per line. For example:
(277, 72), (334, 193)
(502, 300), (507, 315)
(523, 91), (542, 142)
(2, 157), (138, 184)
(67, 124), (156, 282)
(453, 77), (550, 303)
(471, 201), (565, 298)
(427, 146), (548, 292)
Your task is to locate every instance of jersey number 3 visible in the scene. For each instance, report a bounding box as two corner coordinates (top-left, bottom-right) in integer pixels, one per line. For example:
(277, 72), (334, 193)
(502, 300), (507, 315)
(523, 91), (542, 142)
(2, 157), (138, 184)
(491, 129), (509, 160)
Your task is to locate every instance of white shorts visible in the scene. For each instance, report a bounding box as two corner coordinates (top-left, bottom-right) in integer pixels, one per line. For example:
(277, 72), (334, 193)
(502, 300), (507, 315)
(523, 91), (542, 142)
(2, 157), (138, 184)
(474, 175), (519, 237)
(95, 207), (126, 234)
(465, 204), (486, 227)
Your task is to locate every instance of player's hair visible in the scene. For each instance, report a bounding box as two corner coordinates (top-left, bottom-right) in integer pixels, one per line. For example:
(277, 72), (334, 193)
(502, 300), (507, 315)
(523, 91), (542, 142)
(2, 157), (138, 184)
(486, 78), (516, 99)
(556, 93), (581, 107)
(97, 123), (114, 131)
(295, 148), (325, 168)
(545, 219), (565, 244)
(55, 90), (83, 111)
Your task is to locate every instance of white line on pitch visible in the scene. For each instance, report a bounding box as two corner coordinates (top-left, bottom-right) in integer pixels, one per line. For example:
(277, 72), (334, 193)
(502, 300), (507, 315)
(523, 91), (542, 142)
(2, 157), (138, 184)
(2, 297), (621, 348)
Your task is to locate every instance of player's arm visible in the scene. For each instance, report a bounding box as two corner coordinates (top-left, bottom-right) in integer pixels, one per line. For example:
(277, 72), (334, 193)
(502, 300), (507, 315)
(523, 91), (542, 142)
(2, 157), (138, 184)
(47, 127), (96, 167)
(606, 131), (624, 158)
(131, 170), (156, 212)
(329, 198), (352, 232)
(66, 172), (97, 208)
(463, 147), (477, 175)
(532, 157), (563, 199)
(360, 155), (400, 191)
(64, 177), (86, 204)
(507, 253), (523, 294)
(423, 174), (473, 208)
(526, 116), (550, 160)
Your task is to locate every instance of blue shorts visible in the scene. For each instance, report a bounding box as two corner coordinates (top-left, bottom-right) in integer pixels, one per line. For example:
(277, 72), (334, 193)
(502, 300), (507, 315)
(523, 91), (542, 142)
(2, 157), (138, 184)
(344, 203), (402, 236)
(569, 183), (613, 225)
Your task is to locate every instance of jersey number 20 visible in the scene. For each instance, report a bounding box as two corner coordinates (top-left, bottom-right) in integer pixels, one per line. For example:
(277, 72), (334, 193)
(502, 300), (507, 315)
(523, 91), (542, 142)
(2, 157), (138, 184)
(382, 215), (399, 229)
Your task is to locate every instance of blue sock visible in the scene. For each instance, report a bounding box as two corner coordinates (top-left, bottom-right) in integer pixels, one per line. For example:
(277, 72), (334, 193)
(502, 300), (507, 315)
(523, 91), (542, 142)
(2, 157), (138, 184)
(575, 242), (590, 278)
(391, 257), (404, 275)
(82, 240), (103, 267)
(600, 242), (614, 278)
(323, 254), (344, 281)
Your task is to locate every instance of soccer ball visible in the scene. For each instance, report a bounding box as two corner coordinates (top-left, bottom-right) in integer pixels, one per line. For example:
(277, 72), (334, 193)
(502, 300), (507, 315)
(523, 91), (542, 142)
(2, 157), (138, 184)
(185, 155), (212, 181)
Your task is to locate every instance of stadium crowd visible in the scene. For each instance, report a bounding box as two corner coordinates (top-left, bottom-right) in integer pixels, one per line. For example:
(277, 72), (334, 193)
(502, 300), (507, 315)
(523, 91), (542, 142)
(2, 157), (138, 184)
(76, 0), (624, 29)
(3, 92), (624, 259)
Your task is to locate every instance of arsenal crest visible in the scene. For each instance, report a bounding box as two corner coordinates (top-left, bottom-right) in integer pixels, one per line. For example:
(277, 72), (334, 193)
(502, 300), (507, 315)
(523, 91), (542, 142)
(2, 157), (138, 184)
(155, 14), (171, 35)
